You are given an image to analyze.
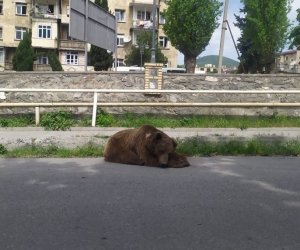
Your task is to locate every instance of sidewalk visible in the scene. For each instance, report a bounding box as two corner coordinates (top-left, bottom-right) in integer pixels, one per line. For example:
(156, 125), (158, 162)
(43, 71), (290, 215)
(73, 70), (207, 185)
(1, 127), (300, 149)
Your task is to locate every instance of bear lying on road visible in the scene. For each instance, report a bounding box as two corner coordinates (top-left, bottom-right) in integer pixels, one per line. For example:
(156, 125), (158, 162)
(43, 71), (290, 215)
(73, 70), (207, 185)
(104, 125), (190, 168)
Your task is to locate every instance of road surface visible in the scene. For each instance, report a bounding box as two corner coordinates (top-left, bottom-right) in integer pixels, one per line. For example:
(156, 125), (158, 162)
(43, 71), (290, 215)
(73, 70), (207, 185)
(0, 157), (300, 250)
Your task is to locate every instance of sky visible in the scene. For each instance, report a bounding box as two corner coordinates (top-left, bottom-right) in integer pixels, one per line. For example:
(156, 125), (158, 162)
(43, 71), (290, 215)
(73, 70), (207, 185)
(177, 0), (300, 64)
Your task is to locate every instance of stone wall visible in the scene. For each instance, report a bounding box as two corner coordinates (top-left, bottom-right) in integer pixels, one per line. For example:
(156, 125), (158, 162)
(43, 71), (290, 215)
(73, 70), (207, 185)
(1, 71), (300, 116)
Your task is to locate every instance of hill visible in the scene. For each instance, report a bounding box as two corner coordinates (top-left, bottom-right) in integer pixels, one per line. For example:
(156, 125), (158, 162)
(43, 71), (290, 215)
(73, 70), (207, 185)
(197, 55), (239, 68)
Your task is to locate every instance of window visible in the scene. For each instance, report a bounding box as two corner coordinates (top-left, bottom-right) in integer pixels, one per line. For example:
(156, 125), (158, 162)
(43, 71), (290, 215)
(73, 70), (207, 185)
(0, 27), (2, 39)
(0, 47), (4, 63)
(38, 25), (51, 38)
(15, 27), (26, 40)
(137, 10), (151, 20)
(159, 36), (168, 48)
(37, 4), (54, 14)
(159, 12), (165, 24)
(36, 56), (48, 64)
(16, 3), (27, 15)
(115, 9), (125, 22)
(0, 1), (3, 14)
(117, 34), (125, 47)
(114, 58), (125, 67)
(66, 52), (78, 65)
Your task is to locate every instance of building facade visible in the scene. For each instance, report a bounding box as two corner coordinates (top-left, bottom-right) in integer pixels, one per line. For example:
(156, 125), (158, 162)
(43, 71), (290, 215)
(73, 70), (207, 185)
(0, 0), (177, 71)
(276, 46), (300, 73)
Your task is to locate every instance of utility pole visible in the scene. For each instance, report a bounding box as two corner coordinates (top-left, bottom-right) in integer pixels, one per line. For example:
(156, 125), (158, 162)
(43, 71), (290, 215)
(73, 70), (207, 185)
(218, 0), (229, 74)
(151, 0), (156, 63)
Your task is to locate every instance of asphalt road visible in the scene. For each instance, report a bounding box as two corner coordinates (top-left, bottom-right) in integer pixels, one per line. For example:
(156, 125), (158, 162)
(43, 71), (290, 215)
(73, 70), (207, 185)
(1, 157), (300, 250)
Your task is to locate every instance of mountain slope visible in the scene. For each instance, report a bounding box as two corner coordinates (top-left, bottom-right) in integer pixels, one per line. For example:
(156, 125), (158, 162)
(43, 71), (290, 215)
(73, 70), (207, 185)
(197, 55), (239, 68)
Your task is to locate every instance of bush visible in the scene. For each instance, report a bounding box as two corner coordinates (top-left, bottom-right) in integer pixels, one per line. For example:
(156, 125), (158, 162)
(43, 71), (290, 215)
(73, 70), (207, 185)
(0, 144), (8, 155)
(40, 111), (74, 130)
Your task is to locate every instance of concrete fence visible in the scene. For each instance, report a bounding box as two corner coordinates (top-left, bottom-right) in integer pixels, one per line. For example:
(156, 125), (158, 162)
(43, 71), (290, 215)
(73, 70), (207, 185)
(1, 71), (300, 118)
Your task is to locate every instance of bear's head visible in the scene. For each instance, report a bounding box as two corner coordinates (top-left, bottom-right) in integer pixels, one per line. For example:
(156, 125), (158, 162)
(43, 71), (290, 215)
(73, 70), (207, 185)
(146, 131), (177, 168)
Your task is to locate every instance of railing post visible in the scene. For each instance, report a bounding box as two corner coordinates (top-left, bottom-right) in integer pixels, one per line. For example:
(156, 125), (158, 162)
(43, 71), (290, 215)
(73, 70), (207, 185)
(92, 92), (98, 127)
(35, 106), (40, 126)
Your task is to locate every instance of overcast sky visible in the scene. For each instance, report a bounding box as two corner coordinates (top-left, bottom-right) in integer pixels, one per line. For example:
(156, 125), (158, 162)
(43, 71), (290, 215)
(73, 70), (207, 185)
(177, 0), (300, 64)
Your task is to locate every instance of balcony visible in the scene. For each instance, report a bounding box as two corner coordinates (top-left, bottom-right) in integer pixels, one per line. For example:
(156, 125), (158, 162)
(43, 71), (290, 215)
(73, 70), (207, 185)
(130, 0), (159, 6)
(131, 19), (154, 29)
(59, 40), (85, 51)
(31, 3), (59, 19)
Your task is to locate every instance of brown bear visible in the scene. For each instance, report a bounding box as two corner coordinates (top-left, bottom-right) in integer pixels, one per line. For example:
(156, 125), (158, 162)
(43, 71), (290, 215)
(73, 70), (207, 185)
(104, 124), (190, 168)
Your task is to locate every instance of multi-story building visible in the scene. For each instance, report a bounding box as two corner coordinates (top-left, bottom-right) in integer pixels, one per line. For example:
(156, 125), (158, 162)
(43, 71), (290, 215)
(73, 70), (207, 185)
(108, 0), (177, 68)
(0, 0), (177, 71)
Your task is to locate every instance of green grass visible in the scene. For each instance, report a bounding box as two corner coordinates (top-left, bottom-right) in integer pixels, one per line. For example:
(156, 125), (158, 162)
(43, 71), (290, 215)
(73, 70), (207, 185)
(1, 138), (300, 158)
(3, 143), (104, 158)
(1, 111), (300, 129)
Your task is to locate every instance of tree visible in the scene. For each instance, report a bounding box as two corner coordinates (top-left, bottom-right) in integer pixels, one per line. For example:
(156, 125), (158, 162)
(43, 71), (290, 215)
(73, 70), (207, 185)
(48, 51), (63, 71)
(289, 8), (300, 49)
(163, 0), (222, 73)
(88, 0), (113, 71)
(236, 0), (291, 73)
(12, 30), (34, 71)
(125, 31), (167, 66)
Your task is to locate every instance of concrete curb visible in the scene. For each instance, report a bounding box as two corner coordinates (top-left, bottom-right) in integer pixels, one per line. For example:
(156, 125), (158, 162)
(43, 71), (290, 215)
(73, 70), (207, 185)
(1, 127), (300, 149)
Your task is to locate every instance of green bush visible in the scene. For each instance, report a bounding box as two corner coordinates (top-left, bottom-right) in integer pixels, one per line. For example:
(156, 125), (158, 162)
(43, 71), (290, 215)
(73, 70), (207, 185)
(96, 109), (116, 126)
(48, 51), (63, 71)
(40, 111), (74, 130)
(0, 144), (8, 155)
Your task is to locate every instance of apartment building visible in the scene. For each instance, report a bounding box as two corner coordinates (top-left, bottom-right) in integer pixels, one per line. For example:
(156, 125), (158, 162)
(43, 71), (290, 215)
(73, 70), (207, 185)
(0, 0), (177, 71)
(108, 0), (177, 68)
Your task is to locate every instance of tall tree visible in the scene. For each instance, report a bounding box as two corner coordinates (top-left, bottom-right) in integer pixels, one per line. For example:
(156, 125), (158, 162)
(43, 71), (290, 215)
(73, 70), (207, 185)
(289, 8), (300, 49)
(163, 0), (222, 73)
(12, 30), (34, 71)
(236, 0), (291, 73)
(88, 0), (113, 71)
(125, 31), (167, 66)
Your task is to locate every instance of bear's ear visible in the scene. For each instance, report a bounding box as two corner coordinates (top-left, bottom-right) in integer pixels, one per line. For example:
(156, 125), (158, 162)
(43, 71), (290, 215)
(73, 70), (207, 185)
(155, 132), (162, 140)
(172, 138), (177, 148)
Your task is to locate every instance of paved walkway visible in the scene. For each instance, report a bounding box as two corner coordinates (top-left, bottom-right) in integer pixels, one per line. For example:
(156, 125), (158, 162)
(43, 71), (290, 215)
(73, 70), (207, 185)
(1, 127), (300, 149)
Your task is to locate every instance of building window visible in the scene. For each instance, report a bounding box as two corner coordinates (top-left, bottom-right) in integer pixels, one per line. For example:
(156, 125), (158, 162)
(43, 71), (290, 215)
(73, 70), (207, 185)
(114, 58), (125, 67)
(117, 34), (125, 47)
(0, 47), (4, 63)
(159, 12), (165, 24)
(16, 3), (27, 15)
(66, 52), (78, 65)
(137, 10), (151, 20)
(36, 56), (48, 64)
(115, 9), (125, 22)
(159, 36), (168, 48)
(15, 27), (27, 40)
(0, 1), (3, 14)
(38, 25), (51, 38)
(0, 27), (2, 39)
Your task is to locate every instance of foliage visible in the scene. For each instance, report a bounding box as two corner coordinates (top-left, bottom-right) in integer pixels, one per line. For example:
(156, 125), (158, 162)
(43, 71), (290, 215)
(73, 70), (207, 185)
(288, 8), (300, 49)
(12, 30), (34, 71)
(0, 144), (8, 155)
(0, 115), (34, 127)
(235, 0), (292, 73)
(163, 0), (222, 73)
(48, 51), (63, 71)
(125, 31), (168, 66)
(96, 109), (116, 126)
(88, 0), (113, 71)
(40, 111), (74, 131)
(89, 46), (113, 71)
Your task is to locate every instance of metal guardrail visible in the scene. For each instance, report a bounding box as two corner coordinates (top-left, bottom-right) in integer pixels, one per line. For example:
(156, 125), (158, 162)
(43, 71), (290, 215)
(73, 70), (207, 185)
(1, 88), (300, 126)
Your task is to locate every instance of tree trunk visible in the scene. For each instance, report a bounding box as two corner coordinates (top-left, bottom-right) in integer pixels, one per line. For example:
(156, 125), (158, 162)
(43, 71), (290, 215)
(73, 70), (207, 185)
(184, 54), (196, 73)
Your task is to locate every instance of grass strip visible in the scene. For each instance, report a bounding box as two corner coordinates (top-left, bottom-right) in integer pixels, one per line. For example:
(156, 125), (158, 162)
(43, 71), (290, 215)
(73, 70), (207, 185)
(1, 138), (300, 158)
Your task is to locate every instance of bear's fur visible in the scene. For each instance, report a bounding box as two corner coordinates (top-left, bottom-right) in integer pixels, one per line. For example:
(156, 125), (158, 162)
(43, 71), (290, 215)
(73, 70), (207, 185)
(104, 125), (190, 168)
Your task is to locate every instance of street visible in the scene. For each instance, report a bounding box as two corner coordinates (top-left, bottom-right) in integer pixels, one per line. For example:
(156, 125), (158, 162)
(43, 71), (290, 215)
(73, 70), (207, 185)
(0, 157), (300, 250)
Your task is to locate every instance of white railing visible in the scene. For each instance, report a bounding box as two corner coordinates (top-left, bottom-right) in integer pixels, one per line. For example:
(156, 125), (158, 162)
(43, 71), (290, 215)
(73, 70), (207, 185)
(1, 88), (300, 126)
